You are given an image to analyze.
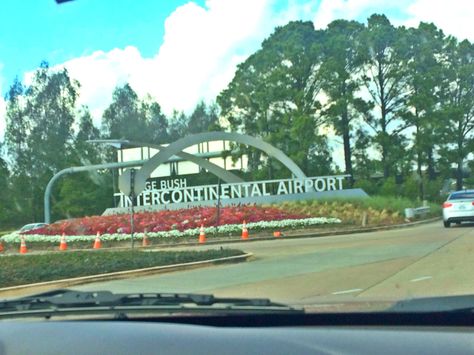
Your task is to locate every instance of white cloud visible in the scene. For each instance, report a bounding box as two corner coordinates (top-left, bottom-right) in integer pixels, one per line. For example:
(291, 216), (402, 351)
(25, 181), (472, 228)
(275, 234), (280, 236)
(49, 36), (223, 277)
(35, 0), (289, 127)
(0, 98), (5, 140)
(404, 0), (474, 41)
(51, 46), (151, 124)
(313, 0), (412, 29)
(313, 0), (473, 41)
(14, 0), (471, 137)
(146, 0), (274, 115)
(0, 64), (6, 140)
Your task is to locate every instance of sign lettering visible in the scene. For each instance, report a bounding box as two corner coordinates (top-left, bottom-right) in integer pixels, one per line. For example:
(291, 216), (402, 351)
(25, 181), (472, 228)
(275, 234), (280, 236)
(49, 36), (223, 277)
(116, 175), (349, 208)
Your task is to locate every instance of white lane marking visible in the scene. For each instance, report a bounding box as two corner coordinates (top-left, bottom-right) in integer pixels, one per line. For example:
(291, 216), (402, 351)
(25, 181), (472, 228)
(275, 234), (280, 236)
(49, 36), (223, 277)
(410, 276), (432, 282)
(331, 288), (363, 295)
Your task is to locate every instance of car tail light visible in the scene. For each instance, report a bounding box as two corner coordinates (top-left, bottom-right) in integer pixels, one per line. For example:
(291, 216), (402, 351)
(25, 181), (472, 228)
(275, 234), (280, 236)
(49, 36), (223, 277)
(443, 202), (453, 208)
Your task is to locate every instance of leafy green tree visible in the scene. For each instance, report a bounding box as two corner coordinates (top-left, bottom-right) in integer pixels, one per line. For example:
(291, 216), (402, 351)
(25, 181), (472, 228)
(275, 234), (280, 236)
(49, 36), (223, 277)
(206, 102), (222, 131)
(437, 38), (474, 190)
(187, 101), (222, 134)
(141, 95), (169, 144)
(53, 106), (113, 219)
(5, 62), (79, 222)
(168, 110), (189, 141)
(188, 101), (208, 133)
(352, 128), (379, 179)
(0, 154), (17, 227)
(306, 137), (333, 176)
(102, 83), (142, 141)
(315, 19), (368, 184)
(102, 84), (169, 145)
(73, 107), (103, 165)
(403, 23), (446, 198)
(360, 15), (410, 178)
(26, 63), (79, 170)
(218, 21), (330, 176)
(54, 172), (113, 219)
(4, 77), (28, 172)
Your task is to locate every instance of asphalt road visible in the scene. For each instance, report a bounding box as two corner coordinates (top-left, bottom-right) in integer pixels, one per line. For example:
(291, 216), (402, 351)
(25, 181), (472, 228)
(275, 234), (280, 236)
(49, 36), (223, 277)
(75, 221), (474, 305)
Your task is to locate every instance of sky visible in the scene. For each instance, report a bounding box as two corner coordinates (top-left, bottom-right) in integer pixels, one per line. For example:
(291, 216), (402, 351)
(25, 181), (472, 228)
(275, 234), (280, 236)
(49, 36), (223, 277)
(0, 0), (473, 142)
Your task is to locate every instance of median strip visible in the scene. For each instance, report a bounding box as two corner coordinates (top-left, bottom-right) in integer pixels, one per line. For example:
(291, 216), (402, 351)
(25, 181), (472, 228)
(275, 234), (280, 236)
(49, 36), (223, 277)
(0, 249), (250, 297)
(0, 252), (253, 298)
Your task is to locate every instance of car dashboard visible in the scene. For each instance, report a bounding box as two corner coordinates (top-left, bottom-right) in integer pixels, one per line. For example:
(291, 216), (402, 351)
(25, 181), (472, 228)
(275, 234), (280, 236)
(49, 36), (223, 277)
(0, 312), (473, 354)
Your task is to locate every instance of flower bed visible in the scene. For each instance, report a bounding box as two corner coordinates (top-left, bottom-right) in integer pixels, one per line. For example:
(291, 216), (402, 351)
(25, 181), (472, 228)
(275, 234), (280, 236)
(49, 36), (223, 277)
(0, 205), (341, 248)
(21, 205), (310, 236)
(1, 217), (341, 244)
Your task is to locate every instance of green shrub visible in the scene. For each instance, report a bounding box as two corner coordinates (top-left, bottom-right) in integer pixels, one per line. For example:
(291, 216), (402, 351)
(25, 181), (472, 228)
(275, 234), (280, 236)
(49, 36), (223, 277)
(0, 249), (245, 288)
(379, 177), (399, 197)
(353, 178), (379, 195)
(400, 175), (421, 200)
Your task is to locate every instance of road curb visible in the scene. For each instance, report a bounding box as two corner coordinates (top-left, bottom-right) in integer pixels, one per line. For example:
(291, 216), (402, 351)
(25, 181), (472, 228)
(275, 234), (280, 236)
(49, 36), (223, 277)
(0, 252), (253, 298)
(152, 216), (442, 248)
(0, 217), (441, 254)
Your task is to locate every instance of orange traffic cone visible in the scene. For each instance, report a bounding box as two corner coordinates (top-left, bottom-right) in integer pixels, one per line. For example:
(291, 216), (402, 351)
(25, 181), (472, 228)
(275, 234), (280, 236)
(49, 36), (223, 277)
(93, 232), (102, 249)
(273, 231), (281, 238)
(0, 241), (4, 253)
(59, 233), (67, 251)
(19, 236), (28, 254)
(241, 220), (249, 240)
(198, 225), (206, 244)
(142, 232), (150, 247)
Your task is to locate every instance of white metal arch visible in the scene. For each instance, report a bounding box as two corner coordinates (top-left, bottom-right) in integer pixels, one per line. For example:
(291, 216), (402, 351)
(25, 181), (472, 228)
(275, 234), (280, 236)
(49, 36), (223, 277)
(126, 132), (307, 196)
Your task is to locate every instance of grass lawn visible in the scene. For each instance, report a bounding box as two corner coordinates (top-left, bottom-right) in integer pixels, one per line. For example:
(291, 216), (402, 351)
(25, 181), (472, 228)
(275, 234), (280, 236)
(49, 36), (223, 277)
(0, 248), (245, 288)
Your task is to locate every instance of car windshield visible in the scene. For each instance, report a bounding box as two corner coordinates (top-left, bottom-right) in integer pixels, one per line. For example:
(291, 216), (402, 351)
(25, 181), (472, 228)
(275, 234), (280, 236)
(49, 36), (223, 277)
(0, 0), (473, 316)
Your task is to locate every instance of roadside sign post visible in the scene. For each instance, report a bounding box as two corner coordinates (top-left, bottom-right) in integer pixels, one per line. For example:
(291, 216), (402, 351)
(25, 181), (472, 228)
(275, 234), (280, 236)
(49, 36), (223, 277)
(129, 168), (136, 249)
(118, 167), (146, 249)
(215, 178), (221, 233)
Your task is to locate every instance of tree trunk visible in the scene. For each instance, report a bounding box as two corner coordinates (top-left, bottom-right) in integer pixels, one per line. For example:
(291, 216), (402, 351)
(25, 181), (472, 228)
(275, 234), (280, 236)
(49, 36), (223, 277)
(427, 147), (436, 181)
(378, 60), (390, 179)
(415, 121), (424, 200)
(456, 161), (463, 191)
(416, 151), (424, 201)
(341, 111), (353, 187)
(381, 133), (389, 179)
(456, 146), (463, 191)
(456, 127), (464, 191)
(267, 159), (273, 181)
(456, 141), (463, 190)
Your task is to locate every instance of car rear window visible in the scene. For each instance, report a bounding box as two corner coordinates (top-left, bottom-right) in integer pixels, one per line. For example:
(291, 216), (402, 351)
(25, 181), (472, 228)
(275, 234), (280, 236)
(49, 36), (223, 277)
(448, 192), (474, 200)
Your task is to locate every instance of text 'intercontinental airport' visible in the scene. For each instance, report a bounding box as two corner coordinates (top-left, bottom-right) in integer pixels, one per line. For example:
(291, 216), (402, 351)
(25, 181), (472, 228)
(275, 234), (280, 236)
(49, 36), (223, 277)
(116, 175), (349, 207)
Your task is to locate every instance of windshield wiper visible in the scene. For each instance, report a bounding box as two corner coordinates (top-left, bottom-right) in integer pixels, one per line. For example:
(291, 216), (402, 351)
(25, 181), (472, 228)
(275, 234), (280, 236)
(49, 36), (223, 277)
(388, 294), (474, 313)
(0, 289), (303, 318)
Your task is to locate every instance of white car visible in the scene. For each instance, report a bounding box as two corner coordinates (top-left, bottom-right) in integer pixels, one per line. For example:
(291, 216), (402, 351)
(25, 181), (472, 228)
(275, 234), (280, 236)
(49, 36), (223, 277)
(442, 190), (474, 227)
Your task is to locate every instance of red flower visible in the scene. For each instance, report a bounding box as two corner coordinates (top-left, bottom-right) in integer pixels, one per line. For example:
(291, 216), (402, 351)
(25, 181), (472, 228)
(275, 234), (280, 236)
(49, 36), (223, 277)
(34, 205), (307, 235)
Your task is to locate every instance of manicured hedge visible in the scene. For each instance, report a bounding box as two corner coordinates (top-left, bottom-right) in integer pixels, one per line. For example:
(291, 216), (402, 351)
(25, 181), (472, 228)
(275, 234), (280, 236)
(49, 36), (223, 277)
(0, 249), (245, 288)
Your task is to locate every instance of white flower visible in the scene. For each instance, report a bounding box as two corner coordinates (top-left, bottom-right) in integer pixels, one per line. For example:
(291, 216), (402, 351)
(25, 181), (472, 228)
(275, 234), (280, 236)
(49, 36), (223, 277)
(0, 217), (340, 244)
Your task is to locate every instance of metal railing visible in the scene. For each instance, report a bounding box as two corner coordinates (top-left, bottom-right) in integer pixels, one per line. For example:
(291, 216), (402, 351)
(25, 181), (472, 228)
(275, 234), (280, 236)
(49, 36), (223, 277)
(404, 205), (431, 219)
